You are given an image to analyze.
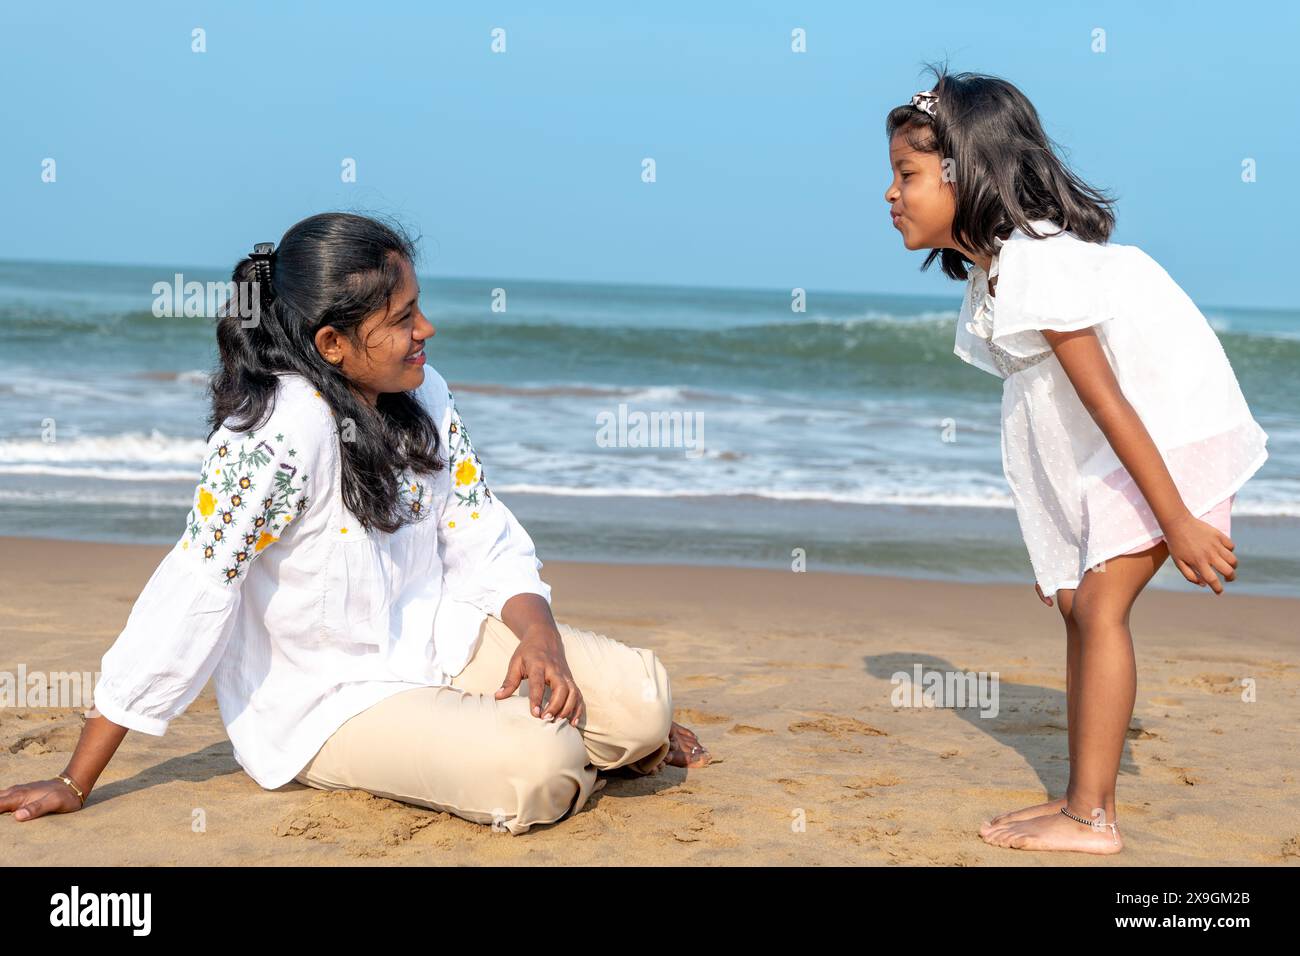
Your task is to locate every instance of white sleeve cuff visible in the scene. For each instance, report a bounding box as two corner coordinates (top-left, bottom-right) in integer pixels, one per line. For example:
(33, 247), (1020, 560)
(88, 689), (171, 736)
(489, 576), (553, 619)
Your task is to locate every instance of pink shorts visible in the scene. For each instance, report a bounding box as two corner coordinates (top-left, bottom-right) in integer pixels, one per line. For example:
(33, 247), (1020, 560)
(1118, 493), (1235, 556)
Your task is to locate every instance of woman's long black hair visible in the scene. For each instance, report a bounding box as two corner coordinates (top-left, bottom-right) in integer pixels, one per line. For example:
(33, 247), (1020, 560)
(886, 60), (1119, 281)
(210, 211), (443, 534)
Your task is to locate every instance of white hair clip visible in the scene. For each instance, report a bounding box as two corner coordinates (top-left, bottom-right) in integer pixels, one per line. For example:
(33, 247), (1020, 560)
(911, 89), (939, 117)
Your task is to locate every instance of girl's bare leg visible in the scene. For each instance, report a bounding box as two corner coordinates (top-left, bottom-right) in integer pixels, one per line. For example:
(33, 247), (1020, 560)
(982, 541), (1169, 852)
(978, 588), (1078, 834)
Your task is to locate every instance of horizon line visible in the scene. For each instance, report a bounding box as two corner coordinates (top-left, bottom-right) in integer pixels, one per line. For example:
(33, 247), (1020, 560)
(0, 255), (1292, 317)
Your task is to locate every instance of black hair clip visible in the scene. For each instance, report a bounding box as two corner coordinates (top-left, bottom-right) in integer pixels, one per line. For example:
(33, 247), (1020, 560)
(249, 242), (276, 293)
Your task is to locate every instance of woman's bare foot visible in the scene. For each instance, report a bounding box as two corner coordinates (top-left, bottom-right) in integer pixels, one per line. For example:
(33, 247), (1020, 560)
(981, 808), (1123, 854)
(978, 797), (1067, 837)
(654, 721), (710, 771)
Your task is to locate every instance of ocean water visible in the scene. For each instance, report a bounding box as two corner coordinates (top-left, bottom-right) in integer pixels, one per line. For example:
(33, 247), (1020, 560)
(1, 259), (1296, 596)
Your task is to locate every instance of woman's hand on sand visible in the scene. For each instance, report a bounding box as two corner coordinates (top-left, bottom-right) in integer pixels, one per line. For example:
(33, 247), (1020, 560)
(1, 779), (84, 822)
(1034, 582), (1053, 607)
(1163, 512), (1237, 594)
(495, 633), (586, 726)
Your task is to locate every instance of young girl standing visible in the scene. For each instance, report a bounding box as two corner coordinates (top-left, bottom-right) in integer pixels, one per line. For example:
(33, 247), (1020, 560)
(884, 67), (1269, 854)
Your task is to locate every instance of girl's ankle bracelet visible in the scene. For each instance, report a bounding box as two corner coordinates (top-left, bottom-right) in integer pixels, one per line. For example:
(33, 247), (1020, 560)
(1060, 805), (1119, 845)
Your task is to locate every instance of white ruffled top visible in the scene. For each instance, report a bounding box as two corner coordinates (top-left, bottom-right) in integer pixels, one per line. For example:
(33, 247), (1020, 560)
(954, 219), (1269, 595)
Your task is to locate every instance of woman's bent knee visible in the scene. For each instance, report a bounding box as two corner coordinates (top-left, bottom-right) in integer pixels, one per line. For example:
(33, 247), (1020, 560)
(614, 652), (673, 769)
(498, 721), (594, 834)
(643, 653), (674, 742)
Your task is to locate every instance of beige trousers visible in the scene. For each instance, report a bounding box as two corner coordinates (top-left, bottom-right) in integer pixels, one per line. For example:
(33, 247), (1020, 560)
(294, 615), (673, 834)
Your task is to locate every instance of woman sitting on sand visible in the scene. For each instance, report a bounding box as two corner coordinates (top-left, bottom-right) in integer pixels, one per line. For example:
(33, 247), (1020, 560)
(0, 212), (709, 834)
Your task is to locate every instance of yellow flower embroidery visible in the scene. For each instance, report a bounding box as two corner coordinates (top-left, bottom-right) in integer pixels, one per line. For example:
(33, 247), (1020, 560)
(454, 459), (478, 486)
(444, 391), (493, 521)
(185, 427), (310, 585)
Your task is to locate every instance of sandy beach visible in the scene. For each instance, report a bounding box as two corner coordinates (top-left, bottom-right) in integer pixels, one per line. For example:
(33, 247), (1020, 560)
(1, 535), (1297, 866)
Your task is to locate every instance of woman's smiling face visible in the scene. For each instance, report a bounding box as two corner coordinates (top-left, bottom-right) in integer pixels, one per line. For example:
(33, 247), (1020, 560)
(885, 129), (957, 251)
(314, 255), (434, 405)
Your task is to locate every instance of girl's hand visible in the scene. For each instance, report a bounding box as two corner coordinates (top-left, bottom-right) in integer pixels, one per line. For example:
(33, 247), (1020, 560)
(1162, 512), (1237, 594)
(1, 778), (85, 822)
(495, 633), (586, 726)
(1034, 582), (1053, 607)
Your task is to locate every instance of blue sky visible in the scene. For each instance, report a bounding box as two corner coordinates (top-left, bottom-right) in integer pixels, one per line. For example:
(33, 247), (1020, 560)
(2, 1), (1297, 308)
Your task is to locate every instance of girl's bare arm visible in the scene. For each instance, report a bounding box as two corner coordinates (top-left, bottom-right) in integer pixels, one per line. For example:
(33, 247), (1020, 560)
(1043, 326), (1237, 592)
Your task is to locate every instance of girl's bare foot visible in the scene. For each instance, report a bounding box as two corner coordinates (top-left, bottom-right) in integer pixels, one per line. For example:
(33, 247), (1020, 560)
(981, 808), (1123, 854)
(654, 721), (710, 771)
(978, 797), (1067, 837)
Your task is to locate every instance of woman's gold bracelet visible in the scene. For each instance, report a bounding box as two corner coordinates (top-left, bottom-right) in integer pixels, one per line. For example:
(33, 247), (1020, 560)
(57, 773), (86, 807)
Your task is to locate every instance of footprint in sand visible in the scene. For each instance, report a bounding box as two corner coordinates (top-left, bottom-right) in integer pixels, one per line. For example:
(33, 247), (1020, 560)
(677, 673), (790, 695)
(788, 714), (888, 739)
(663, 802), (717, 844)
(672, 706), (731, 725)
(726, 673), (791, 695)
(844, 821), (904, 846)
(677, 675), (726, 689)
(1171, 673), (1241, 694)
(276, 789), (449, 857)
(843, 774), (902, 791)
(773, 773), (844, 797)
(4, 712), (84, 755)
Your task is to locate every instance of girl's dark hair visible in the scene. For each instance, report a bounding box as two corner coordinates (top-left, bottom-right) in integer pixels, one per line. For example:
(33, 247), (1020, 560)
(886, 60), (1118, 280)
(210, 211), (443, 534)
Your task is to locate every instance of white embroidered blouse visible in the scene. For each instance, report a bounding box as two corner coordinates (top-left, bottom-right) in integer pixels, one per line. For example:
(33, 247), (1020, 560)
(953, 219), (1270, 596)
(92, 365), (552, 789)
